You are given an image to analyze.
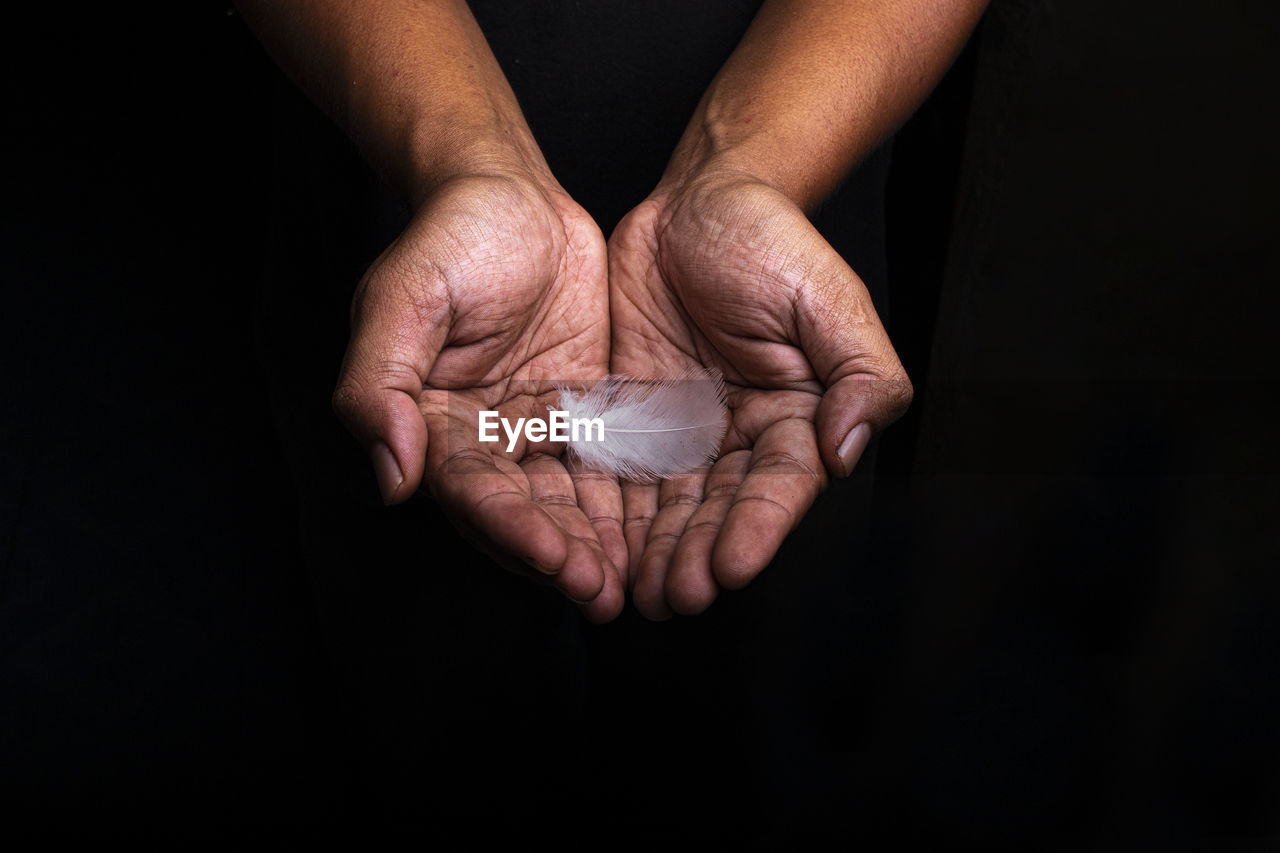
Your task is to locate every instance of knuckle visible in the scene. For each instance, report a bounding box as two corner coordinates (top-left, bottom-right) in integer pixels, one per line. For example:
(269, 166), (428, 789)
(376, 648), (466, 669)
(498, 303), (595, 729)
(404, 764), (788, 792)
(330, 380), (364, 425)
(660, 493), (703, 511)
(703, 480), (741, 500)
(534, 493), (578, 510)
(645, 530), (681, 549)
(623, 513), (656, 531)
(750, 450), (823, 485)
(682, 518), (725, 537)
(884, 373), (915, 420)
(331, 359), (423, 423)
(747, 493), (797, 521)
(572, 468), (618, 485)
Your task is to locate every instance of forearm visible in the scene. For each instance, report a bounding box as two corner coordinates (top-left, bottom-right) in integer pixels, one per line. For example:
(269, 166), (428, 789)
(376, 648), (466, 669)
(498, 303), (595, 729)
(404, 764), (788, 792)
(235, 0), (550, 206)
(660, 0), (988, 210)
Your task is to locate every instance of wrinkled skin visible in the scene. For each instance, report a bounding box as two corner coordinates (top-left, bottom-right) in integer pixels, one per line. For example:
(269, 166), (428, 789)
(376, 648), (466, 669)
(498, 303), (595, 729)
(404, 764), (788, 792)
(609, 172), (913, 619)
(332, 173), (627, 622)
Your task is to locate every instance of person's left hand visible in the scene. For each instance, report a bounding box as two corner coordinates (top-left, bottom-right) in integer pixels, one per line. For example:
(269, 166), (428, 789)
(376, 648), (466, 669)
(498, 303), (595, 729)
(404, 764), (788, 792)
(608, 170), (913, 619)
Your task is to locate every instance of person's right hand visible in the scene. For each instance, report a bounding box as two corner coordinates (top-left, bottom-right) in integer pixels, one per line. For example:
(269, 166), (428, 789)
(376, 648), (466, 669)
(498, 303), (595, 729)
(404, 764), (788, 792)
(331, 171), (627, 623)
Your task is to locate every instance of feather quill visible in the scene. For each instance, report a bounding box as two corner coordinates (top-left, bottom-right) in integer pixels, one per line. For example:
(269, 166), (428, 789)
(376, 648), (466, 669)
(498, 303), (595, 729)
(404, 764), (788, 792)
(556, 367), (729, 482)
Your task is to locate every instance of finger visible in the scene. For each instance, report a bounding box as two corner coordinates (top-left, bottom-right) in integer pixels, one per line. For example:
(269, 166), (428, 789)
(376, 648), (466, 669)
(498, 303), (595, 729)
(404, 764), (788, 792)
(332, 361), (431, 506)
(521, 453), (614, 611)
(664, 450), (751, 615)
(621, 481), (659, 586)
(438, 503), (563, 588)
(815, 374), (914, 478)
(577, 570), (625, 624)
(331, 267), (449, 505)
(792, 244), (913, 478)
(427, 414), (569, 576)
(464, 532), (619, 626)
(567, 457), (629, 588)
(445, 500), (620, 624)
(633, 471), (707, 621)
(711, 418), (825, 592)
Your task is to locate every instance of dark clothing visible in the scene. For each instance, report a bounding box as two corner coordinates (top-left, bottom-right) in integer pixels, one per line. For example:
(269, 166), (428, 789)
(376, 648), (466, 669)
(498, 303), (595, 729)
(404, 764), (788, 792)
(890, 2), (1280, 842)
(3, 0), (1278, 844)
(253, 0), (892, 839)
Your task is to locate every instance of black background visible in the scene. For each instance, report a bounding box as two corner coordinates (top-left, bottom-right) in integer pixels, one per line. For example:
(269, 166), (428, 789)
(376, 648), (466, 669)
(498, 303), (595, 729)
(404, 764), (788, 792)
(2, 0), (1278, 845)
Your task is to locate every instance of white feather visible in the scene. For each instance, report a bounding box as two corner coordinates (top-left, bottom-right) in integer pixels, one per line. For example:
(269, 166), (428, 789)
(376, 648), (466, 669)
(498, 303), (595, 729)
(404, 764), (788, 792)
(555, 367), (729, 482)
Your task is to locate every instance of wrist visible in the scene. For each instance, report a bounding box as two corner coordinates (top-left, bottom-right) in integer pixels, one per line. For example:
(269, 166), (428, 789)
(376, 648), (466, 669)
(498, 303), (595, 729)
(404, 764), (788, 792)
(650, 133), (779, 215)
(394, 115), (557, 211)
(325, 2), (559, 212)
(654, 113), (750, 198)
(653, 110), (823, 213)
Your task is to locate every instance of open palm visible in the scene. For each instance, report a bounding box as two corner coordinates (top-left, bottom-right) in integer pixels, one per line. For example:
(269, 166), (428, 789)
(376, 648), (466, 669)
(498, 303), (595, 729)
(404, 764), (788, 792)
(333, 174), (626, 622)
(609, 175), (912, 619)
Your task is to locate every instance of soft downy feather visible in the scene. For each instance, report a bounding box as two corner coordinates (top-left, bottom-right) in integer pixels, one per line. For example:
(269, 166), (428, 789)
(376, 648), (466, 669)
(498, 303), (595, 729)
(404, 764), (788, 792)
(556, 367), (729, 482)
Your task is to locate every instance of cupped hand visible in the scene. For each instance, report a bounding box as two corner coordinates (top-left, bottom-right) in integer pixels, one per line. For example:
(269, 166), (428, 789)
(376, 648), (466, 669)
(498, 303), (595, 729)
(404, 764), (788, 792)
(332, 172), (627, 623)
(609, 172), (913, 620)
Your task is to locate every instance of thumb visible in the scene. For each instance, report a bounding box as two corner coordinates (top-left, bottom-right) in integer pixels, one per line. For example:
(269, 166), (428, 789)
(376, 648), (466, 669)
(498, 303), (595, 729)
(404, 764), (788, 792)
(331, 272), (447, 505)
(795, 251), (914, 479)
(814, 372), (913, 478)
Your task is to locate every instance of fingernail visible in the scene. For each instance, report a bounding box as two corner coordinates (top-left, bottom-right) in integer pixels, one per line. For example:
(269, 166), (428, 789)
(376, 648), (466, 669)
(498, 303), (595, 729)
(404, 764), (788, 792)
(836, 423), (872, 477)
(370, 441), (403, 505)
